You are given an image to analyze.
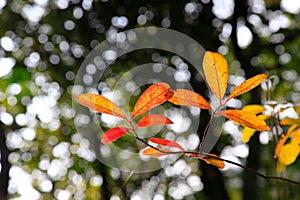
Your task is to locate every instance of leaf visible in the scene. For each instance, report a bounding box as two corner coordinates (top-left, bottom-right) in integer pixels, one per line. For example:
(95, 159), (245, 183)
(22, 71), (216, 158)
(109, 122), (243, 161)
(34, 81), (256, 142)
(203, 51), (228, 102)
(226, 74), (268, 102)
(101, 127), (131, 144)
(217, 110), (270, 131)
(276, 161), (286, 173)
(136, 114), (173, 128)
(150, 138), (185, 151)
(168, 89), (211, 110)
(201, 153), (225, 169)
(241, 104), (266, 115)
(277, 141), (300, 165)
(242, 127), (256, 143)
(274, 125), (298, 158)
(280, 118), (300, 125)
(142, 147), (171, 158)
(77, 93), (127, 119)
(131, 82), (173, 119)
(242, 115), (270, 143)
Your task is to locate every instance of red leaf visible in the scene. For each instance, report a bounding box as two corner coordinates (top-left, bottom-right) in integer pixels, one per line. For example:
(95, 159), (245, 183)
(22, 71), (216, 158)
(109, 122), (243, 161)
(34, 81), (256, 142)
(136, 114), (173, 128)
(77, 93), (127, 119)
(101, 127), (131, 144)
(131, 82), (173, 119)
(150, 138), (185, 151)
(168, 89), (211, 110)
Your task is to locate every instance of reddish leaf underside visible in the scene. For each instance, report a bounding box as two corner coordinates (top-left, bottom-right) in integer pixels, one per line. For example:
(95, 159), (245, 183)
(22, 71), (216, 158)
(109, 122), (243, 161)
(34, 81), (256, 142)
(142, 147), (171, 158)
(136, 114), (173, 128)
(101, 127), (131, 145)
(168, 89), (211, 110)
(203, 51), (228, 102)
(150, 138), (185, 151)
(226, 74), (268, 102)
(131, 82), (173, 119)
(217, 109), (270, 131)
(184, 153), (225, 169)
(201, 153), (225, 169)
(77, 93), (127, 119)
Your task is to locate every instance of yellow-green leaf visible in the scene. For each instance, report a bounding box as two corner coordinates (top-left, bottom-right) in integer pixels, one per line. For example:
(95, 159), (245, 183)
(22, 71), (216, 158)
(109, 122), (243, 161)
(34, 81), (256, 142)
(203, 51), (228, 102)
(227, 74), (268, 102)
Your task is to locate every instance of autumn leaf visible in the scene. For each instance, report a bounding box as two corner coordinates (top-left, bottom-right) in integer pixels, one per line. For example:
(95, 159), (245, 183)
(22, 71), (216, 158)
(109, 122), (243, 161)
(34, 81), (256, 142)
(131, 82), (173, 119)
(136, 114), (173, 128)
(242, 114), (269, 143)
(77, 93), (127, 120)
(142, 147), (171, 158)
(274, 125), (298, 158)
(203, 51), (228, 102)
(217, 110), (270, 131)
(201, 153), (225, 169)
(241, 104), (266, 115)
(226, 74), (268, 102)
(101, 127), (131, 144)
(168, 89), (211, 110)
(280, 118), (300, 125)
(150, 138), (185, 151)
(277, 141), (300, 165)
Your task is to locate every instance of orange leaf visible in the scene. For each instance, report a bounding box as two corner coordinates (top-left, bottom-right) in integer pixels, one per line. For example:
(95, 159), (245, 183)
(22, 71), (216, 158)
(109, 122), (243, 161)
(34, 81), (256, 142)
(203, 51), (228, 102)
(150, 138), (185, 151)
(101, 127), (131, 144)
(168, 89), (211, 110)
(131, 82), (173, 119)
(201, 153), (225, 169)
(142, 147), (171, 158)
(136, 114), (173, 128)
(217, 110), (270, 131)
(77, 93), (127, 119)
(226, 74), (268, 102)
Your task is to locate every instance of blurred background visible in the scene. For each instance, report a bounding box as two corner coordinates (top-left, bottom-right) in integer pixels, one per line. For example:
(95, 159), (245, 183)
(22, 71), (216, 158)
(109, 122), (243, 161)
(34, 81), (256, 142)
(1, 0), (300, 199)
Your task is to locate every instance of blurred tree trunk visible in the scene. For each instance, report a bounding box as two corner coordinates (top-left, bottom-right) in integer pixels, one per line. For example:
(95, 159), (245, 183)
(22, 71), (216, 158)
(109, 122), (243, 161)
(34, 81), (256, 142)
(0, 123), (10, 200)
(231, 1), (264, 199)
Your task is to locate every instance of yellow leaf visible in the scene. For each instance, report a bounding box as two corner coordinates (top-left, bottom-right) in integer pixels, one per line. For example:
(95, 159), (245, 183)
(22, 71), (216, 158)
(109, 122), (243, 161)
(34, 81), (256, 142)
(241, 105), (266, 115)
(242, 127), (256, 143)
(168, 89), (211, 110)
(274, 125), (298, 158)
(226, 74), (268, 102)
(280, 118), (300, 125)
(278, 141), (300, 165)
(77, 93), (127, 119)
(217, 110), (270, 131)
(201, 153), (225, 169)
(142, 147), (171, 158)
(276, 161), (286, 173)
(203, 51), (228, 102)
